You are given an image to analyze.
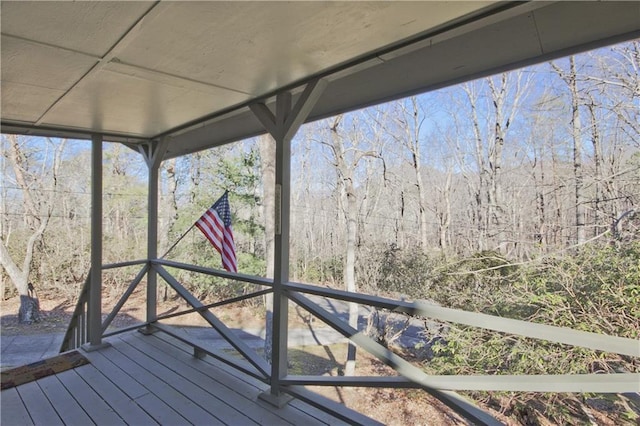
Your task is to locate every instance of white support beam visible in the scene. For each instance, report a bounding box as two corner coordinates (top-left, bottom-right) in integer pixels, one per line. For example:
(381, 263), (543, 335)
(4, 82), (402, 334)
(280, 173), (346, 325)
(84, 134), (109, 351)
(272, 91), (292, 398)
(250, 79), (326, 406)
(142, 137), (169, 329)
(248, 103), (277, 139)
(283, 78), (328, 142)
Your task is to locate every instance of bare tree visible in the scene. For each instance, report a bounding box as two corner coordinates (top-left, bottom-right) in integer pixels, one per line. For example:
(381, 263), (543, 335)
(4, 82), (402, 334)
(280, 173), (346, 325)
(393, 97), (431, 251)
(459, 72), (531, 253)
(435, 167), (453, 252)
(584, 41), (640, 228)
(552, 57), (587, 245)
(0, 135), (65, 322)
(590, 41), (640, 147)
(318, 114), (383, 376)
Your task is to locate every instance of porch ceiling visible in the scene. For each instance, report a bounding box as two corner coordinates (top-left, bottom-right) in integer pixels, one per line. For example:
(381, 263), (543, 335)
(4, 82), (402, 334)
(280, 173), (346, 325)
(1, 1), (639, 159)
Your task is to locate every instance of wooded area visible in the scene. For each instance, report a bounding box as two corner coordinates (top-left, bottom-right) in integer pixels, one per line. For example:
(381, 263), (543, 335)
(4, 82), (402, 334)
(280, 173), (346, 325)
(1, 41), (639, 424)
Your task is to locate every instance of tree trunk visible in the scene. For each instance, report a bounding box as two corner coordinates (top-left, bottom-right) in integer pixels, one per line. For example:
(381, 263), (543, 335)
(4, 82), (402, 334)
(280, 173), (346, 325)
(569, 59), (587, 245)
(343, 178), (359, 376)
(550, 148), (564, 246)
(553, 58), (586, 245)
(487, 75), (508, 251)
(326, 116), (360, 376)
(532, 141), (547, 251)
(161, 158), (179, 300)
(0, 219), (47, 322)
(463, 83), (489, 251)
(587, 97), (605, 237)
(0, 135), (63, 322)
(437, 169), (453, 251)
(396, 97), (430, 251)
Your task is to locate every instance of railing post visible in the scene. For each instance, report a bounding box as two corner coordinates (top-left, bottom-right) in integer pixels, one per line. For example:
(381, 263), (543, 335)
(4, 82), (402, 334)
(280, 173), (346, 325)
(251, 79), (326, 405)
(147, 153), (159, 324)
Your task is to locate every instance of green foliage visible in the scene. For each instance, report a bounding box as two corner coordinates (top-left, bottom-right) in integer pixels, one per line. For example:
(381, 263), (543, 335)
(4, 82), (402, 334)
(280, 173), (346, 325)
(376, 243), (640, 424)
(295, 256), (344, 285)
(378, 245), (439, 296)
(160, 144), (268, 300)
(168, 251), (265, 302)
(377, 247), (519, 313)
(523, 243), (640, 339)
(218, 147), (264, 257)
(237, 252), (266, 277)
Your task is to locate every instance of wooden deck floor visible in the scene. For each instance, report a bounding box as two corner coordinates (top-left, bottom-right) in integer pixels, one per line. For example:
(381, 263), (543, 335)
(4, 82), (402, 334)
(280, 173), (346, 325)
(1, 330), (371, 425)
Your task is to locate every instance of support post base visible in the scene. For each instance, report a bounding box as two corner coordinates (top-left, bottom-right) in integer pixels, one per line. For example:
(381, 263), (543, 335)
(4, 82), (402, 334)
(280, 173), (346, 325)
(138, 325), (158, 335)
(258, 391), (293, 408)
(81, 341), (111, 353)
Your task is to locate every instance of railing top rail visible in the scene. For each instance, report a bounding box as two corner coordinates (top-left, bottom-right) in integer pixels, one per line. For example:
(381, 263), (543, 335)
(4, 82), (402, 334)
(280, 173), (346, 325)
(102, 259), (148, 270)
(285, 282), (640, 358)
(286, 281), (399, 309)
(153, 258), (274, 287)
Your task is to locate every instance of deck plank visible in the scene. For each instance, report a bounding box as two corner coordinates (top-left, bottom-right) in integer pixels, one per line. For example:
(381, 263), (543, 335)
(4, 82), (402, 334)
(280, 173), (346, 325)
(74, 363), (159, 426)
(55, 368), (126, 425)
(127, 331), (299, 426)
(150, 330), (269, 397)
(114, 334), (257, 425)
(1, 330), (373, 426)
(82, 348), (190, 425)
(82, 348), (149, 399)
(152, 330), (348, 425)
(98, 342), (224, 425)
(133, 392), (192, 426)
(0, 387), (34, 426)
(36, 374), (95, 426)
(15, 380), (64, 426)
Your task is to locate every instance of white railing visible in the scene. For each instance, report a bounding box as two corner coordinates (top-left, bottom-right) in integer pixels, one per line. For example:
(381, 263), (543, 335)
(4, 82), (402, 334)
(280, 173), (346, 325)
(61, 258), (640, 425)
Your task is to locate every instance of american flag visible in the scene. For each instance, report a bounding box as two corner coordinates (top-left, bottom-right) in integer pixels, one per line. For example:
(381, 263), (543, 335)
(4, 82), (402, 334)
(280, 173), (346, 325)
(195, 191), (238, 272)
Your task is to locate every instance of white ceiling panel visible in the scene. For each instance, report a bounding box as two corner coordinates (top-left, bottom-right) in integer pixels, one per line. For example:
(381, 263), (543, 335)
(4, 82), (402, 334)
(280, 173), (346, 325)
(1, 82), (65, 122)
(0, 1), (153, 56)
(1, 36), (98, 90)
(40, 68), (249, 137)
(114, 2), (494, 95)
(340, 12), (543, 104)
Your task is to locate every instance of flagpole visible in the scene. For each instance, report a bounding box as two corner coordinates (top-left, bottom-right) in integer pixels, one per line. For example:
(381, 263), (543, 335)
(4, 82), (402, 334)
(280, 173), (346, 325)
(159, 222), (196, 259)
(159, 190), (230, 260)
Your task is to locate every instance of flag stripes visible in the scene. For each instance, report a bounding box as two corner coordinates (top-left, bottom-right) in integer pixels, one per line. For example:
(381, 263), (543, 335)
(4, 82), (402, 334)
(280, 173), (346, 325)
(195, 192), (238, 272)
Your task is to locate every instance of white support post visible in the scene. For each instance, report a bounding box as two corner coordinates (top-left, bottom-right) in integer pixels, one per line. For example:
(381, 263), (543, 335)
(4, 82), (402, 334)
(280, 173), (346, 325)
(139, 138), (169, 334)
(84, 134), (109, 351)
(271, 91), (293, 403)
(251, 79), (326, 405)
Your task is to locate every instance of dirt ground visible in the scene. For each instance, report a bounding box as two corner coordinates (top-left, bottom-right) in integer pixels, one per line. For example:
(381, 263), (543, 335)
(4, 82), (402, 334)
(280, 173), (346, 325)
(0, 287), (265, 336)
